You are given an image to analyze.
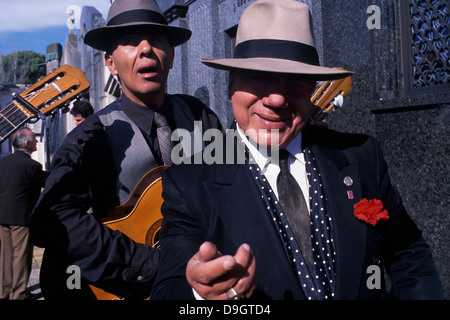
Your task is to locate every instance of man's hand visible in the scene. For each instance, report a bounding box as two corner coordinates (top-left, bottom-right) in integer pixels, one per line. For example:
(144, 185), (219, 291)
(186, 241), (257, 300)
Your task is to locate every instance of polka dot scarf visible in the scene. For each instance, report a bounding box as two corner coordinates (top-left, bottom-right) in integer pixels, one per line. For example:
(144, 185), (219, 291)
(247, 146), (336, 300)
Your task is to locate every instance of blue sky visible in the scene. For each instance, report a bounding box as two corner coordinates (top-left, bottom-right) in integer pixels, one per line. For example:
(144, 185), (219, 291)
(0, 0), (111, 55)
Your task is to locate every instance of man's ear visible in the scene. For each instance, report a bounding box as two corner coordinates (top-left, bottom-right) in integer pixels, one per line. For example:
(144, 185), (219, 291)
(105, 53), (118, 75)
(24, 139), (33, 152)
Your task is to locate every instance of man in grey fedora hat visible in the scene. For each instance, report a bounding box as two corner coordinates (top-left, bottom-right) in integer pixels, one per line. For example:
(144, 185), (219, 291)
(30, 0), (222, 299)
(151, 0), (442, 300)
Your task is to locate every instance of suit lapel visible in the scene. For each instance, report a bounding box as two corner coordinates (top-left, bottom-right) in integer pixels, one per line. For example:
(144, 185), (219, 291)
(311, 144), (367, 299)
(212, 159), (306, 299)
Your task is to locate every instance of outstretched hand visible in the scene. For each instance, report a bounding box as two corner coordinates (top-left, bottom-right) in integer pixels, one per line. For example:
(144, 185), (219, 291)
(186, 241), (257, 300)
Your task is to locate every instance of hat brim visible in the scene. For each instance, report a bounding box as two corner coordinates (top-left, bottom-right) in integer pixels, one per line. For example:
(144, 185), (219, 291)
(84, 23), (192, 51)
(201, 57), (352, 81)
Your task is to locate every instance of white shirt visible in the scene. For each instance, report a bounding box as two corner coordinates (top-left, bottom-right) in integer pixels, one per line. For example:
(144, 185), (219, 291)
(236, 124), (310, 212)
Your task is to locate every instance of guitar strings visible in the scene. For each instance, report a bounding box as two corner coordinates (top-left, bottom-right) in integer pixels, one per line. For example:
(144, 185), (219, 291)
(0, 102), (29, 139)
(0, 86), (50, 140)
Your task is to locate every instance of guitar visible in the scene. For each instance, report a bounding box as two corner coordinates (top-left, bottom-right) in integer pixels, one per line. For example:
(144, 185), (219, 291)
(310, 67), (352, 121)
(0, 64), (90, 144)
(89, 165), (168, 300)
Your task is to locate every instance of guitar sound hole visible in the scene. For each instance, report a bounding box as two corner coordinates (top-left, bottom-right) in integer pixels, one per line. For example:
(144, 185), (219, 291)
(152, 229), (160, 248)
(146, 218), (163, 248)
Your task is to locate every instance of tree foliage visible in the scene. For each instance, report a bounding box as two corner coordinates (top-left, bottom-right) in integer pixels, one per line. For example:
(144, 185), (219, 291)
(0, 51), (46, 85)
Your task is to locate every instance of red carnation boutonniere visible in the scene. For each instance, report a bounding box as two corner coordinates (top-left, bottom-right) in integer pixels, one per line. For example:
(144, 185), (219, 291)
(353, 198), (389, 226)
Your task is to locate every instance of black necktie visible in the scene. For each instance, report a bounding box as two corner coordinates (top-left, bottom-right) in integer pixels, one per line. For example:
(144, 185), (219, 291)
(153, 112), (173, 165)
(276, 149), (314, 274)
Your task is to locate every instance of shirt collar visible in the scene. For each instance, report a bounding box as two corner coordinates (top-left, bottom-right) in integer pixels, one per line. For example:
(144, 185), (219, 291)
(236, 123), (305, 171)
(120, 93), (173, 136)
(120, 94), (155, 135)
(16, 150), (31, 157)
(284, 132), (305, 165)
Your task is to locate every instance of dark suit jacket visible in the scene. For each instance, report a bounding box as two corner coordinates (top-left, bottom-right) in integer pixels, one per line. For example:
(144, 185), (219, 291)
(151, 125), (443, 300)
(30, 93), (223, 299)
(0, 151), (47, 226)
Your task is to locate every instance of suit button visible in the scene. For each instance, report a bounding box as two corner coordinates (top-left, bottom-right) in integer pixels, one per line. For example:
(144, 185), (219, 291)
(137, 275), (143, 281)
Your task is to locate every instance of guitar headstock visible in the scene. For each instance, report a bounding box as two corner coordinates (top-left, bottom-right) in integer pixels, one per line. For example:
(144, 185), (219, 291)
(18, 64), (90, 118)
(310, 67), (352, 121)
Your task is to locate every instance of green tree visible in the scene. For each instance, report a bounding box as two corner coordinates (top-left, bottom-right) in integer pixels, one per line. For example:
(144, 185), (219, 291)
(0, 51), (45, 84)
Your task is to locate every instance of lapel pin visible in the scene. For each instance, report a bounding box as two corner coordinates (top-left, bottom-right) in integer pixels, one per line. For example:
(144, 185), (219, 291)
(347, 190), (354, 199)
(343, 176), (353, 186)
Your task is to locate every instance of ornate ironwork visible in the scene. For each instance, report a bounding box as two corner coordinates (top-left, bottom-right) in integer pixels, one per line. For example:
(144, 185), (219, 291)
(408, 0), (449, 89)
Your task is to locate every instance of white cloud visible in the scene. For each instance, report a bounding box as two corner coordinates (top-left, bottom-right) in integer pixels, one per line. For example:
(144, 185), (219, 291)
(0, 0), (111, 33)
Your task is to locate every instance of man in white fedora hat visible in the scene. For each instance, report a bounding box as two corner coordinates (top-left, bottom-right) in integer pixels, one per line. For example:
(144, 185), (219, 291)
(30, 0), (222, 299)
(152, 0), (442, 300)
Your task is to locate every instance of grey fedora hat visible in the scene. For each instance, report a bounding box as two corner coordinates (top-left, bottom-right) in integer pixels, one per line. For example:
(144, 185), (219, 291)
(84, 0), (192, 51)
(201, 0), (352, 80)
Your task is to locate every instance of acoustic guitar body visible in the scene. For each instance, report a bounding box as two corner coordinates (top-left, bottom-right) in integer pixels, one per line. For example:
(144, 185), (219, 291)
(90, 165), (168, 300)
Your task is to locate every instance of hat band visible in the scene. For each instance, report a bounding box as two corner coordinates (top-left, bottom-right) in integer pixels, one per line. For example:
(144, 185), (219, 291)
(234, 39), (320, 66)
(107, 9), (168, 27)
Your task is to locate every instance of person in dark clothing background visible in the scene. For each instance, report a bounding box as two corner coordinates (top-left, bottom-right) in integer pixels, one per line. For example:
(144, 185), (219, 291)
(70, 98), (94, 126)
(0, 127), (48, 300)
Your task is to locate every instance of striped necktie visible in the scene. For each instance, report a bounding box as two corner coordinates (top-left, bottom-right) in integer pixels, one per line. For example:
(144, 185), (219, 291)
(153, 112), (173, 165)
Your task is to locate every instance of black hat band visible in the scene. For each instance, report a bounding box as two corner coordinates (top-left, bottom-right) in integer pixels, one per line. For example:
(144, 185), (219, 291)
(234, 39), (320, 66)
(107, 9), (168, 27)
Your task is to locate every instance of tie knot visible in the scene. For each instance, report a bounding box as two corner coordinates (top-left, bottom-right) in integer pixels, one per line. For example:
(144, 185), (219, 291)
(153, 112), (169, 128)
(278, 149), (291, 170)
(279, 149), (290, 160)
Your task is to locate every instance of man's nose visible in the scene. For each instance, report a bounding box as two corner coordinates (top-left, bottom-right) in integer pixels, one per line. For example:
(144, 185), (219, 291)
(138, 39), (153, 56)
(262, 93), (287, 108)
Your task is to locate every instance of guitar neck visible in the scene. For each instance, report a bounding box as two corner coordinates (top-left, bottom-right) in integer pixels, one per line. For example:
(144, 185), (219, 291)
(0, 101), (32, 143)
(0, 64), (90, 144)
